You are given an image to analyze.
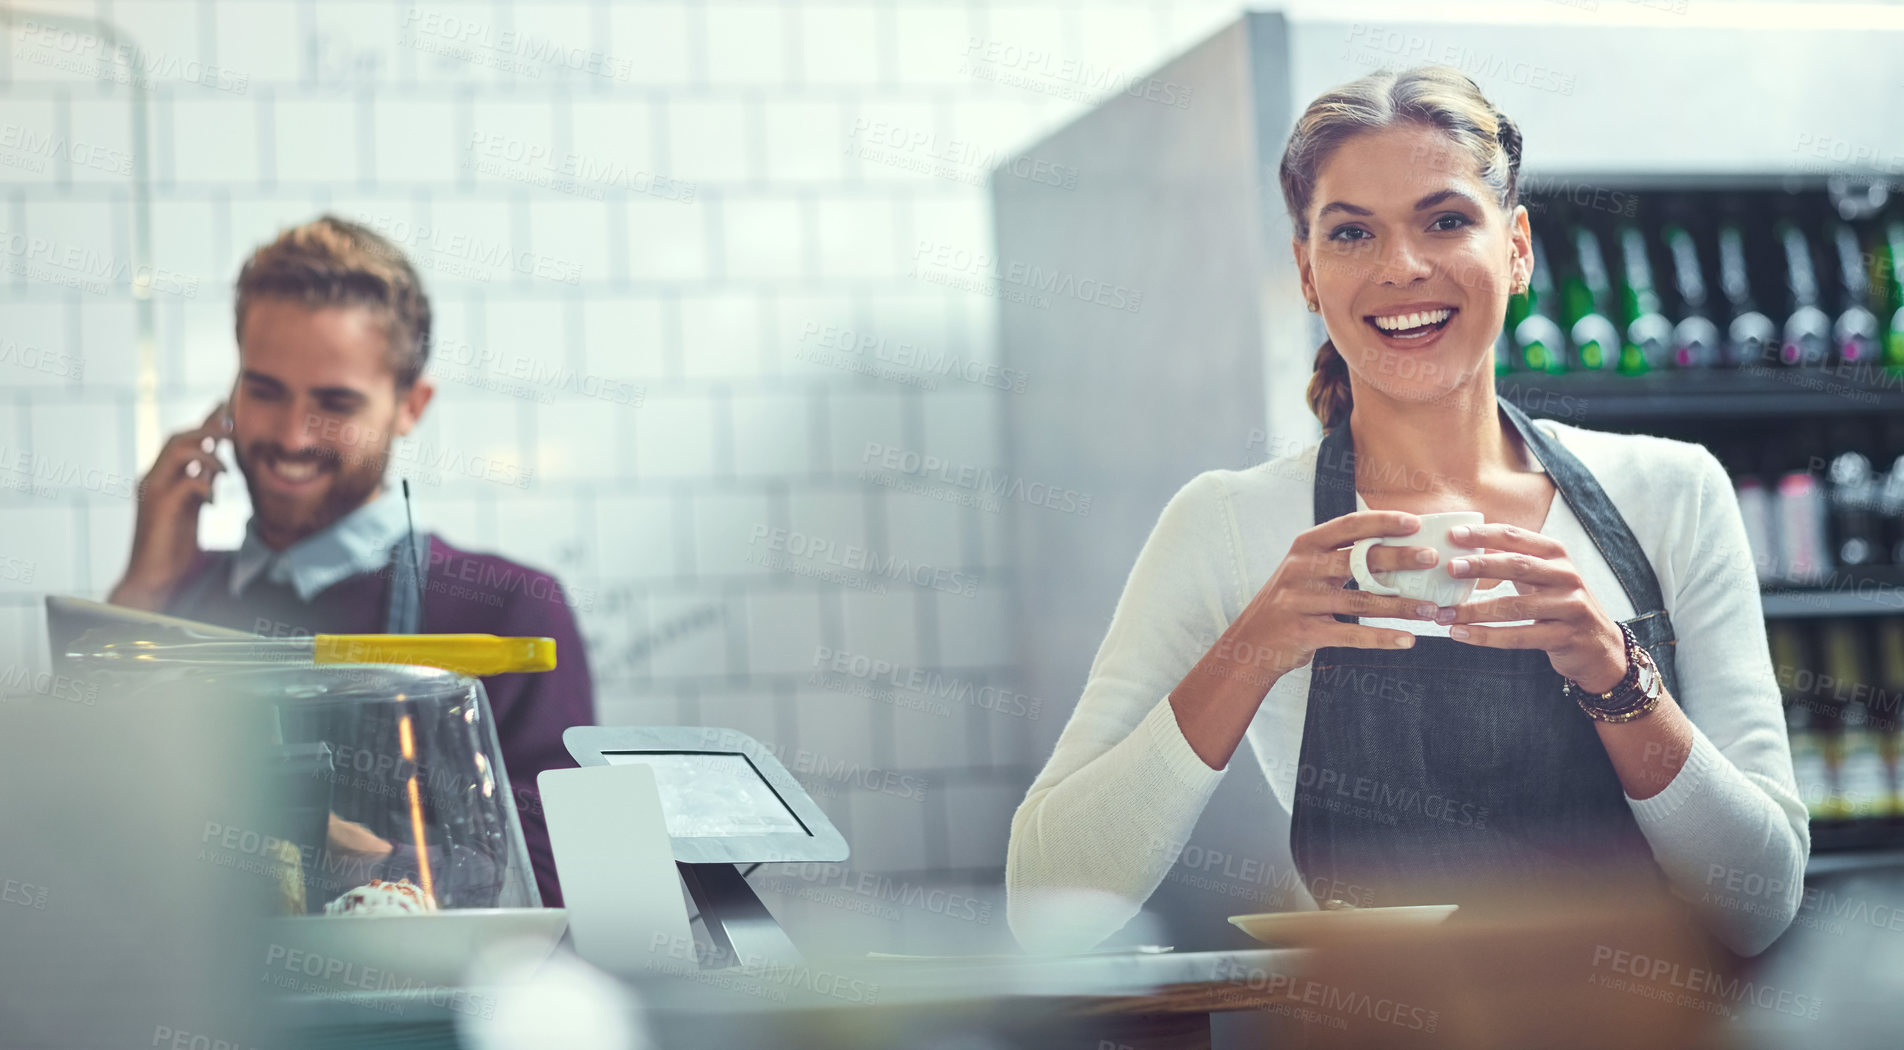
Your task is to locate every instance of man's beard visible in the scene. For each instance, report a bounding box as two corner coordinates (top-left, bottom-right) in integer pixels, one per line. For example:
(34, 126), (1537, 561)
(235, 440), (388, 549)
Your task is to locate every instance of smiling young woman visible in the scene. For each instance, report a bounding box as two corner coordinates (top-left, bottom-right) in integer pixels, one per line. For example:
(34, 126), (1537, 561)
(1004, 65), (1808, 962)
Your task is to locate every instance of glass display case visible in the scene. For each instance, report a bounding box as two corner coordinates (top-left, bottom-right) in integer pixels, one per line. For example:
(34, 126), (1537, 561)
(77, 658), (542, 914)
(60, 646), (566, 990)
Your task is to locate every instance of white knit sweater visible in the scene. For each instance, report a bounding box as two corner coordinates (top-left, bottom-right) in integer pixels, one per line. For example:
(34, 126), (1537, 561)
(1006, 417), (1810, 957)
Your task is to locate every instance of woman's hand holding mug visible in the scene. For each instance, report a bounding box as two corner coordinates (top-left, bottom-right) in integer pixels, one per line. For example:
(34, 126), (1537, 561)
(1173, 510), (1459, 769)
(1434, 521), (1629, 694)
(1348, 511), (1485, 607)
(1214, 510), (1451, 688)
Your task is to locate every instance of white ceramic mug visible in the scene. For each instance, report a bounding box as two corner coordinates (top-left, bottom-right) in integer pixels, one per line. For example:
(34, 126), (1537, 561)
(1349, 511), (1485, 607)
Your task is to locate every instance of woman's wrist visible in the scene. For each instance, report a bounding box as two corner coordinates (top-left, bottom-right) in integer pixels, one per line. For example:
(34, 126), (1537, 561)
(1565, 618), (1631, 695)
(1572, 645), (1629, 696)
(1170, 628), (1290, 769)
(1189, 629), (1291, 697)
(1566, 622), (1668, 724)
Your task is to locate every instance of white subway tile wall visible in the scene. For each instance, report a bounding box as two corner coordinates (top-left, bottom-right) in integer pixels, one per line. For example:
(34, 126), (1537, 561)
(0, 0), (1238, 951)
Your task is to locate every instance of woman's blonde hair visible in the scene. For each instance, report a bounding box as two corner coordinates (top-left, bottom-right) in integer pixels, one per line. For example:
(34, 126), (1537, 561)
(1277, 65), (1523, 434)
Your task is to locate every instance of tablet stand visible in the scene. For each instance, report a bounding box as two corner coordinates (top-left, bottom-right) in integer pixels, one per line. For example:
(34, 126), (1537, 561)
(679, 862), (802, 968)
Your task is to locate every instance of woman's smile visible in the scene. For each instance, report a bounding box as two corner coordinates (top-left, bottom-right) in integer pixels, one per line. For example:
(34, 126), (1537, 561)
(1362, 302), (1461, 352)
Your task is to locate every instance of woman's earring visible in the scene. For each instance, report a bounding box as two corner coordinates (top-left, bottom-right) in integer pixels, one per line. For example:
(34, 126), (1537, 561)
(1305, 300), (1319, 313)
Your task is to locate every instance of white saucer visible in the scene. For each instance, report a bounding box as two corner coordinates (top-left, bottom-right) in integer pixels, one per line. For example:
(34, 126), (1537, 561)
(1228, 904), (1458, 947)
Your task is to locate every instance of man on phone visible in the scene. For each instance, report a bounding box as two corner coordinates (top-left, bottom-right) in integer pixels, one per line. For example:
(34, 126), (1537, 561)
(108, 214), (593, 908)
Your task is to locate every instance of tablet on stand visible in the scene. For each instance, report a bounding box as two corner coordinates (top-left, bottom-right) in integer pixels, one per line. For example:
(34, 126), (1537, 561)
(563, 726), (851, 968)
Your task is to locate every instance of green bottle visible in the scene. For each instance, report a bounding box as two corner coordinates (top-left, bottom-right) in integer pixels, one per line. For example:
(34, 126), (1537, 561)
(1882, 216), (1904, 370)
(1616, 224), (1672, 375)
(1562, 226), (1620, 372)
(1513, 233), (1567, 375)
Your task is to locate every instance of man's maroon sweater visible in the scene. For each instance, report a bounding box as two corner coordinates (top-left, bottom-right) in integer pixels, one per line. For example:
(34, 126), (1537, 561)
(164, 536), (593, 907)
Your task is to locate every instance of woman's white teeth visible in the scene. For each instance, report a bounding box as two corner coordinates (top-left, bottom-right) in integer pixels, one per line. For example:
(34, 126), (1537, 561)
(1372, 308), (1454, 332)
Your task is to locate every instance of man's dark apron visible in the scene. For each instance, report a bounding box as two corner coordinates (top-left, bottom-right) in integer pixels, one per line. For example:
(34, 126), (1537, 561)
(1290, 398), (1682, 911)
(170, 532), (431, 635)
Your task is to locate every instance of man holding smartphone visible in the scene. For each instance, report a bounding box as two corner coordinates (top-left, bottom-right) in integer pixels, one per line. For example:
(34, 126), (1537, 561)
(108, 214), (593, 908)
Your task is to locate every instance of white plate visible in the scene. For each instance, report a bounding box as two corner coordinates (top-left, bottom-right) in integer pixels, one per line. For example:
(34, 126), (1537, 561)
(1228, 904), (1458, 947)
(269, 908), (567, 989)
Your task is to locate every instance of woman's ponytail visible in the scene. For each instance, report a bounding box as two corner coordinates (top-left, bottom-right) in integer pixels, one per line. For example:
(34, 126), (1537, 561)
(1306, 338), (1353, 435)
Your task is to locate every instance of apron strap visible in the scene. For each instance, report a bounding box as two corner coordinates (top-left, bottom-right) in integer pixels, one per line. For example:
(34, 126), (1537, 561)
(1497, 398), (1669, 619)
(1313, 419), (1360, 525)
(382, 533), (432, 635)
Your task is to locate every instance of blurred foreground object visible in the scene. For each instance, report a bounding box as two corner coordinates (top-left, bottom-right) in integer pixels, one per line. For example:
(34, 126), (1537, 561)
(1286, 873), (1737, 1050)
(0, 676), (282, 1047)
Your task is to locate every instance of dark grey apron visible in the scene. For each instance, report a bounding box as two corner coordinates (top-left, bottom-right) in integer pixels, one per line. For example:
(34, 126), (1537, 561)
(169, 530), (431, 634)
(1291, 398), (1680, 910)
(382, 531), (428, 635)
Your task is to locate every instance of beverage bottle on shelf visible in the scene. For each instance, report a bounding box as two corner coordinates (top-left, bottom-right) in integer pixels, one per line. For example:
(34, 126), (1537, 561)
(1771, 620), (1829, 819)
(1774, 203), (1833, 367)
(1877, 415), (1904, 566)
(1817, 618), (1871, 820)
(1775, 425), (1833, 584)
(1562, 225), (1621, 373)
(1720, 443), (1777, 581)
(1659, 201), (1722, 370)
(1736, 473), (1779, 582)
(1881, 212), (1904, 368)
(1827, 451), (1884, 568)
(1873, 617), (1904, 817)
(1825, 420), (1884, 568)
(1616, 221), (1673, 375)
(1716, 198), (1778, 368)
(1513, 233), (1568, 375)
(1877, 459), (1904, 566)
(1826, 219), (1881, 367)
(1842, 693), (1885, 820)
(1881, 456), (1904, 567)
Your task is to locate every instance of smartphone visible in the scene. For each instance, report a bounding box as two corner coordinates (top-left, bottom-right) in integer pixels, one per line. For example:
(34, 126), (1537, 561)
(188, 380), (237, 483)
(221, 374), (238, 431)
